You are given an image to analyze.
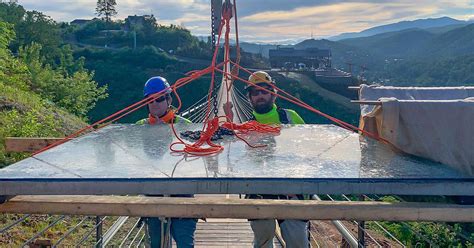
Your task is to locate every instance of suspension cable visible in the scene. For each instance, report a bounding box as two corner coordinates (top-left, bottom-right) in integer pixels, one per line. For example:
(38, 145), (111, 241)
(53, 216), (91, 247)
(128, 222), (145, 247)
(31, 0), (385, 158)
(75, 216), (108, 247)
(21, 216), (67, 247)
(180, 92), (211, 117)
(119, 218), (142, 247)
(325, 195), (382, 248)
(0, 214), (31, 234)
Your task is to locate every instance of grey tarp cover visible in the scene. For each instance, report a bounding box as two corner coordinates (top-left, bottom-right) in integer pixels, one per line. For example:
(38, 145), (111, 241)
(359, 84), (474, 175)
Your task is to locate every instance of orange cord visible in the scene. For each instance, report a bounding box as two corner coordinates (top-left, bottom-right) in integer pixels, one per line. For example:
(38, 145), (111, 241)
(216, 64), (390, 144)
(34, 1), (386, 158)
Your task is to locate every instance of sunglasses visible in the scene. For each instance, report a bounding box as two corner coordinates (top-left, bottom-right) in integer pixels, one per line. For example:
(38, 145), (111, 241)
(150, 95), (167, 103)
(249, 87), (273, 96)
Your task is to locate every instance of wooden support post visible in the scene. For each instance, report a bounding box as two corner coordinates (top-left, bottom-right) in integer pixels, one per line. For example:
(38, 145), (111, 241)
(5, 137), (69, 153)
(0, 196), (472, 222)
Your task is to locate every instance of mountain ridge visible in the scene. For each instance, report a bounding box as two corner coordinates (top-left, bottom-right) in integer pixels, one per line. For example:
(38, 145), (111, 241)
(329, 16), (468, 40)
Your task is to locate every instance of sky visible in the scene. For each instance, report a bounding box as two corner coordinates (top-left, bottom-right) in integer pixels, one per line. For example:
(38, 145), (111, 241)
(17, 0), (474, 43)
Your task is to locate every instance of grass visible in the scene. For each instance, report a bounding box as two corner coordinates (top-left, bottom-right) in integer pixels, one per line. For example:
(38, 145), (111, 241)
(0, 81), (87, 168)
(0, 214), (145, 247)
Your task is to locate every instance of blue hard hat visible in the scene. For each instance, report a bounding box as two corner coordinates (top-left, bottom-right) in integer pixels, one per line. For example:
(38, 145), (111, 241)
(144, 76), (172, 97)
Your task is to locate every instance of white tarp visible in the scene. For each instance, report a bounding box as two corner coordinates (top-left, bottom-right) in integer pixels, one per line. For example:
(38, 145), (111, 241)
(359, 84), (474, 115)
(359, 85), (474, 176)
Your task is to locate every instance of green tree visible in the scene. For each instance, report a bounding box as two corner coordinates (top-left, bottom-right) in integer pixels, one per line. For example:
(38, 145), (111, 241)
(0, 21), (87, 166)
(15, 10), (61, 57)
(0, 21), (14, 51)
(0, 1), (26, 25)
(0, 2), (62, 62)
(0, 21), (29, 90)
(96, 0), (117, 23)
(19, 43), (108, 117)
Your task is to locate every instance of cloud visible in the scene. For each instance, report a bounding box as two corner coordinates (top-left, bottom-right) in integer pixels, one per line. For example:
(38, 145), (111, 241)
(238, 0), (471, 41)
(18, 0), (97, 20)
(16, 0), (474, 42)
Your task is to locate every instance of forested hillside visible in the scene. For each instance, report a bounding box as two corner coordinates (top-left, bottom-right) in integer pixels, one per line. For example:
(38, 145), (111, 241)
(240, 22), (474, 86)
(0, 3), (107, 167)
(0, 2), (473, 246)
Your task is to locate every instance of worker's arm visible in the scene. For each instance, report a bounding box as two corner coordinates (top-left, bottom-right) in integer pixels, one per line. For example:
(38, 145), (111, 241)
(223, 102), (234, 122)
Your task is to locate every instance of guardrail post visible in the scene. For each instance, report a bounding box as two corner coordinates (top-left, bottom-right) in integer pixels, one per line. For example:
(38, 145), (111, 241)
(96, 216), (103, 248)
(357, 196), (365, 248)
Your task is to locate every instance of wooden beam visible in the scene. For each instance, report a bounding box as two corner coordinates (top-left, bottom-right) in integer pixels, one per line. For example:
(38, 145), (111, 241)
(0, 196), (472, 222)
(5, 137), (68, 153)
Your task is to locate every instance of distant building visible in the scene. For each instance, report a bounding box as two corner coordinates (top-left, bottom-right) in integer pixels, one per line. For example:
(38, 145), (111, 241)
(70, 19), (93, 26)
(269, 47), (331, 70)
(124, 15), (156, 31)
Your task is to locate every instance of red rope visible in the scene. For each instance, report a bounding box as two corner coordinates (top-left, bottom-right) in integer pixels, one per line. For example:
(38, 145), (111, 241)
(222, 121), (280, 134)
(215, 65), (389, 144)
(33, 0), (387, 158)
(167, 3), (278, 156)
(33, 61), (227, 155)
(170, 117), (224, 156)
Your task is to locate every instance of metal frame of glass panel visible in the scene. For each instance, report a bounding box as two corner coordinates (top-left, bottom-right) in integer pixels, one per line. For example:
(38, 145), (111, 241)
(1, 124), (472, 196)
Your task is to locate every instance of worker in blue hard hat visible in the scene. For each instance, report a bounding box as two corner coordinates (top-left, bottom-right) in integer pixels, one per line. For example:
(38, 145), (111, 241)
(137, 76), (191, 125)
(136, 76), (196, 247)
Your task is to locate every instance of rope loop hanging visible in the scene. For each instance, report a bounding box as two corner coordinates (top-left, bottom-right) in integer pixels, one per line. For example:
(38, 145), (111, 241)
(34, 0), (387, 157)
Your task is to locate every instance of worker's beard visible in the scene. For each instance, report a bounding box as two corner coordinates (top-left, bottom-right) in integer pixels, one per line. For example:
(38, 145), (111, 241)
(253, 99), (273, 114)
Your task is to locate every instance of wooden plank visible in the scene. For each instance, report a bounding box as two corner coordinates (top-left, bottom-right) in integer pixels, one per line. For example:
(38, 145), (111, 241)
(5, 137), (68, 153)
(194, 220), (283, 248)
(0, 195), (472, 222)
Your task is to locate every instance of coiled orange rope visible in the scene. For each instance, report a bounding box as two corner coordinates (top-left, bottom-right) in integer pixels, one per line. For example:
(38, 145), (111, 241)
(34, 1), (386, 158)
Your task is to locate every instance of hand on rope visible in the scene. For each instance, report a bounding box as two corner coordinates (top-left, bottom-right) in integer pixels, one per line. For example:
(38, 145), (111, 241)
(170, 116), (281, 157)
(34, 1), (247, 156)
(167, 2), (282, 156)
(172, 10), (226, 144)
(215, 64), (390, 145)
(32, 0), (388, 160)
(223, 102), (234, 121)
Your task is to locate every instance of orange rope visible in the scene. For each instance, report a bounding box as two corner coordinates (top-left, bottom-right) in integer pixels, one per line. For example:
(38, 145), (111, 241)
(33, 61), (226, 155)
(221, 121), (279, 134)
(34, 0), (387, 158)
(167, 3), (278, 156)
(170, 117), (224, 156)
(215, 65), (390, 144)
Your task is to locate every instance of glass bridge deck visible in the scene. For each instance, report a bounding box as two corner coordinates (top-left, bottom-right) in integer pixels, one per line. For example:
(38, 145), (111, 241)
(1, 124), (472, 196)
